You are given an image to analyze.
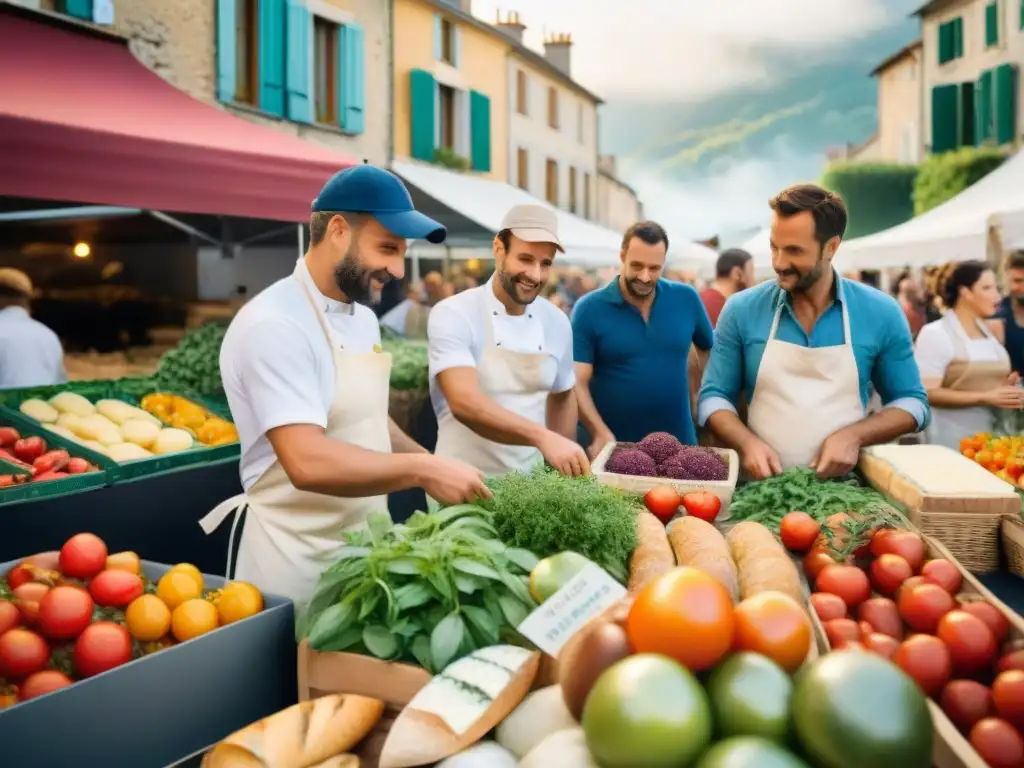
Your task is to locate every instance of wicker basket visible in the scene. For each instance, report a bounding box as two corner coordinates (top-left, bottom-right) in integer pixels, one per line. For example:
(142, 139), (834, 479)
(902, 508), (1003, 573)
(1001, 514), (1024, 577)
(592, 442), (740, 519)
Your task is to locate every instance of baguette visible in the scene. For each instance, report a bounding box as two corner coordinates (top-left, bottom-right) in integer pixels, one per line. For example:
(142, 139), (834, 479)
(668, 516), (738, 602)
(726, 521), (804, 605)
(201, 694), (382, 768)
(627, 512), (676, 594)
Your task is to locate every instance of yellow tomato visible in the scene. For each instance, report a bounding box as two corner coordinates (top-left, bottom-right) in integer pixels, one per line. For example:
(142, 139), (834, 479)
(171, 599), (219, 642)
(217, 582), (264, 625)
(125, 594), (172, 641)
(168, 563), (204, 592)
(157, 570), (202, 610)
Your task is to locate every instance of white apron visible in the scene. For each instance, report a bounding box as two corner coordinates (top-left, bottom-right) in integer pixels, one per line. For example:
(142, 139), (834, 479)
(746, 297), (865, 470)
(199, 264), (392, 609)
(433, 289), (555, 477)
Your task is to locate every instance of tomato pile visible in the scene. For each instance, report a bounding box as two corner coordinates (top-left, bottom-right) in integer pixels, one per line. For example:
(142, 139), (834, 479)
(960, 432), (1024, 489)
(791, 517), (1024, 768)
(0, 533), (264, 708)
(643, 485), (722, 525)
(0, 426), (99, 488)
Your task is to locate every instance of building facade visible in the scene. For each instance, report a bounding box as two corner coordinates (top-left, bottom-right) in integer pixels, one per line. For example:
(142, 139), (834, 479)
(870, 40), (924, 164)
(595, 155), (643, 234)
(919, 0), (1022, 154)
(7, 0), (392, 165)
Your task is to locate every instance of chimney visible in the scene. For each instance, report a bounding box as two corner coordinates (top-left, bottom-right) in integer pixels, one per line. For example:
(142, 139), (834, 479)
(598, 155), (616, 175)
(543, 32), (572, 76)
(495, 9), (526, 44)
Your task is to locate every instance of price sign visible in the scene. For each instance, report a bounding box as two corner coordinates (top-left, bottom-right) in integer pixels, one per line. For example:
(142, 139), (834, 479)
(92, 0), (114, 25)
(517, 563), (626, 657)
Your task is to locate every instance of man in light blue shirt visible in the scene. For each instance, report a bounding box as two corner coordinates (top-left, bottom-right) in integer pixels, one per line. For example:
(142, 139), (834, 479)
(0, 268), (66, 389)
(698, 184), (928, 479)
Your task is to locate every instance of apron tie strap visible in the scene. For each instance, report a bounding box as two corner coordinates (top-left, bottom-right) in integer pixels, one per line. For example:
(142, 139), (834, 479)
(199, 493), (248, 580)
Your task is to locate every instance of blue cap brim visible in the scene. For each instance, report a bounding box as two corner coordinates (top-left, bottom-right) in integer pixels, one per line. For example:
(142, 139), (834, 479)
(375, 210), (447, 244)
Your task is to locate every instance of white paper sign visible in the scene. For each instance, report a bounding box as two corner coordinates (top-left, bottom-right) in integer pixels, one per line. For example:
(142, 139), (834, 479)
(92, 0), (114, 25)
(517, 563), (627, 657)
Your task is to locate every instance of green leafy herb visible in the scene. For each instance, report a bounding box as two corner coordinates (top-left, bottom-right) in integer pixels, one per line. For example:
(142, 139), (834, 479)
(380, 335), (429, 391)
(153, 322), (229, 397)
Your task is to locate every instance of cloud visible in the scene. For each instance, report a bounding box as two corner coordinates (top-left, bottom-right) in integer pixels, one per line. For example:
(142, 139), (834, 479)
(472, 0), (915, 98)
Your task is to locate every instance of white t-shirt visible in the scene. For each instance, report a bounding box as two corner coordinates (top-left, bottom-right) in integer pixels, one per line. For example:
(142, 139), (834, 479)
(220, 259), (382, 491)
(427, 278), (575, 421)
(0, 306), (67, 388)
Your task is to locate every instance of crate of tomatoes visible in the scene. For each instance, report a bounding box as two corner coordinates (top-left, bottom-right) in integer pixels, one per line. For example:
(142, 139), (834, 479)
(0, 532), (297, 768)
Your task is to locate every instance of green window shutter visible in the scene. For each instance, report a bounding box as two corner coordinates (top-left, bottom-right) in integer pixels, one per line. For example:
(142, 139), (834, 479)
(409, 69), (437, 161)
(64, 0), (92, 19)
(215, 0), (236, 103)
(960, 81), (977, 146)
(986, 2), (1000, 46)
(339, 24), (366, 134)
(284, 0), (312, 123)
(931, 84), (959, 152)
(938, 23), (950, 64)
(994, 63), (1019, 144)
(976, 69), (995, 142)
(469, 90), (491, 172)
(953, 17), (965, 58)
(1020, 0), (1024, 29)
(258, 0), (286, 116)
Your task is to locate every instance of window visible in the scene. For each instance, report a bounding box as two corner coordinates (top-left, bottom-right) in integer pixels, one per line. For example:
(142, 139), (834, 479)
(545, 159), (559, 204)
(517, 148), (529, 190)
(234, 0), (259, 104)
(547, 87), (559, 129)
(568, 167), (577, 213)
(438, 84), (456, 150)
(985, 2), (999, 46)
(516, 70), (528, 115)
(584, 172), (591, 219)
(577, 103), (585, 143)
(313, 17), (339, 124)
(441, 18), (455, 64)
(937, 16), (964, 64)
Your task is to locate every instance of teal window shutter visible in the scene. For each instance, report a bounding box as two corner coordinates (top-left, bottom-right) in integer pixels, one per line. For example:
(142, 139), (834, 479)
(339, 24), (366, 134)
(410, 69), (437, 161)
(977, 69), (995, 142)
(1020, 0), (1024, 29)
(994, 63), (1019, 144)
(259, 0), (286, 116)
(986, 2), (1000, 46)
(469, 90), (491, 172)
(953, 17), (965, 57)
(284, 0), (312, 122)
(215, 0), (236, 103)
(960, 81), (976, 146)
(64, 0), (92, 19)
(931, 84), (959, 152)
(433, 14), (443, 60)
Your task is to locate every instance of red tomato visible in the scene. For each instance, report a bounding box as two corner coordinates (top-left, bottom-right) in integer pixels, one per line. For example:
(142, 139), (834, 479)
(997, 650), (1024, 674)
(941, 680), (993, 733)
(870, 554), (912, 596)
(0, 600), (19, 635)
(894, 634), (952, 696)
(823, 618), (861, 649)
(5, 564), (33, 590)
(816, 565), (871, 608)
(804, 549), (836, 581)
(992, 670), (1024, 727)
(896, 575), (926, 602)
(970, 718), (1024, 768)
(898, 582), (955, 633)
(58, 533), (108, 581)
(858, 597), (904, 640)
(680, 491), (721, 523)
(869, 527), (896, 557)
(864, 632), (900, 659)
(18, 670), (73, 701)
(921, 559), (963, 594)
(38, 586), (94, 641)
(874, 531), (926, 571)
(937, 610), (997, 676)
(74, 622), (133, 678)
(809, 592), (847, 622)
(960, 601), (1011, 645)
(0, 628), (49, 680)
(779, 511), (821, 553)
(88, 570), (144, 609)
(858, 620), (874, 638)
(643, 485), (680, 524)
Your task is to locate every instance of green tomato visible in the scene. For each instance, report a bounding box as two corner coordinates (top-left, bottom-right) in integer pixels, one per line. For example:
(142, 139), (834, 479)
(582, 654), (712, 768)
(792, 650), (933, 768)
(706, 652), (793, 743)
(695, 737), (810, 768)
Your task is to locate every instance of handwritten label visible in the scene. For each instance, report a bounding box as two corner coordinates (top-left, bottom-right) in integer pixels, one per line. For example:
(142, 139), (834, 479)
(517, 563), (626, 656)
(92, 0), (115, 25)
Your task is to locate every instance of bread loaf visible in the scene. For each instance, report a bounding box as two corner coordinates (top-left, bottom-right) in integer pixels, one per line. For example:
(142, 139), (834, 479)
(668, 516), (738, 602)
(201, 694), (382, 768)
(627, 512), (676, 595)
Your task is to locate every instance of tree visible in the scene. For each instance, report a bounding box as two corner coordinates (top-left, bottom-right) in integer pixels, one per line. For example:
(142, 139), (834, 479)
(912, 146), (1007, 215)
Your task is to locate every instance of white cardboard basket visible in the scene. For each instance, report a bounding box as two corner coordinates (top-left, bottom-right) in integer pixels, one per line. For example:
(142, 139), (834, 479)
(592, 441), (740, 520)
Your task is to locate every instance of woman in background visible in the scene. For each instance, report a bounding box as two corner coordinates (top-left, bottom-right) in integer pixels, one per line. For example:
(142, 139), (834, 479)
(914, 261), (1023, 449)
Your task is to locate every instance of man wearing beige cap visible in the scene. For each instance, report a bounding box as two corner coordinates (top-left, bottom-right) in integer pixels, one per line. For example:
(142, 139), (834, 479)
(0, 268), (67, 388)
(427, 205), (589, 477)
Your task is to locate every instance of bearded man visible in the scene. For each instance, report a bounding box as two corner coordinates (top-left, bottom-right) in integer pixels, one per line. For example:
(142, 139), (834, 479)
(697, 183), (929, 480)
(427, 204), (588, 477)
(204, 166), (489, 608)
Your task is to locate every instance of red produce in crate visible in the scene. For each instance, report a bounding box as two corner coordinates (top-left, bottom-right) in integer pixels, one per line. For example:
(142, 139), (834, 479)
(12, 436), (45, 464)
(0, 628), (49, 680)
(74, 622), (133, 678)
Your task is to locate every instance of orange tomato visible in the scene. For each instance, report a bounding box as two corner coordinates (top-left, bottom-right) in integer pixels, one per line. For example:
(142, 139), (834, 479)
(1008, 458), (1024, 479)
(156, 571), (201, 610)
(976, 450), (994, 467)
(170, 599), (219, 642)
(733, 592), (812, 673)
(991, 452), (1007, 470)
(168, 563), (204, 592)
(216, 582), (263, 625)
(125, 594), (171, 641)
(963, 448), (977, 461)
(626, 567), (734, 672)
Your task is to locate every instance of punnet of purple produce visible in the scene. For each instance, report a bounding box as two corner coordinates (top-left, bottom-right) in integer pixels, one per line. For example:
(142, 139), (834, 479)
(669, 449), (728, 481)
(604, 448), (658, 476)
(637, 432), (683, 463)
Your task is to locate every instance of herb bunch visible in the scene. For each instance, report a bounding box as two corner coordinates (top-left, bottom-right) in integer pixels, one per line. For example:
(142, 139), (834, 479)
(380, 335), (429, 392)
(304, 506), (539, 674)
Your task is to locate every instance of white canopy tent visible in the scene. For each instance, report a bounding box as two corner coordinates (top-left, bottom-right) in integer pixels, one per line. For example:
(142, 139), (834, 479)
(738, 227), (776, 278)
(838, 149), (1024, 270)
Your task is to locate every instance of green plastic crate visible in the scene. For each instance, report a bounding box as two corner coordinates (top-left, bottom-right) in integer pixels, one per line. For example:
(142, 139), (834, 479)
(0, 380), (240, 484)
(0, 414), (114, 506)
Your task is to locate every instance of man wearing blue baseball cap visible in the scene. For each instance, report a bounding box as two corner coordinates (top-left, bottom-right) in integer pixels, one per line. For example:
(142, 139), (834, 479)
(202, 165), (490, 609)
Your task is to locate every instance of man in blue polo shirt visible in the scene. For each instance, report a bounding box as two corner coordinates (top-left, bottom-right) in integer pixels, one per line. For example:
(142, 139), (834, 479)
(698, 183), (929, 480)
(573, 221), (714, 458)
